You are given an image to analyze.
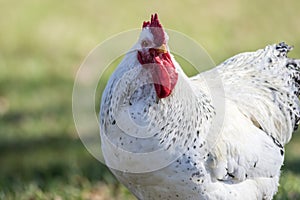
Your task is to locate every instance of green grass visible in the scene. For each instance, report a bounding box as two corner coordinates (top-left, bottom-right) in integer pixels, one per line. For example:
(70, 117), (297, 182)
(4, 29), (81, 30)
(1, 0), (300, 199)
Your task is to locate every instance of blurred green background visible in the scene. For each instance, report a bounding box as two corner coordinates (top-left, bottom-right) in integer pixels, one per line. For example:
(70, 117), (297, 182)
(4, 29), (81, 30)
(1, 0), (300, 199)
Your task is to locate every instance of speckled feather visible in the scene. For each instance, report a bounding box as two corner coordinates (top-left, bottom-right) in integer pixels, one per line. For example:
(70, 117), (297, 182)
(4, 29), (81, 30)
(100, 22), (300, 199)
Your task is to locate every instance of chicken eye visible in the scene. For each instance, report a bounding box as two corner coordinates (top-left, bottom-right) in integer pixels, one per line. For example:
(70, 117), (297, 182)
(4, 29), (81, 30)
(141, 40), (149, 47)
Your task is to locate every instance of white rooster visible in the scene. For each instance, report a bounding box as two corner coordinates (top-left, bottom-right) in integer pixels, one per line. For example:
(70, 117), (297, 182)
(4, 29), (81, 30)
(100, 14), (300, 200)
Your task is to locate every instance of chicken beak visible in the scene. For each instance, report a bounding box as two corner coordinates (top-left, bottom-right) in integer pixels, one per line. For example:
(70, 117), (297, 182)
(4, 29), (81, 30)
(157, 44), (168, 53)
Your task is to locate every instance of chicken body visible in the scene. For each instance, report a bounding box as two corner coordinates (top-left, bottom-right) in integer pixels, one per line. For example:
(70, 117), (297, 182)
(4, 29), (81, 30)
(100, 15), (300, 200)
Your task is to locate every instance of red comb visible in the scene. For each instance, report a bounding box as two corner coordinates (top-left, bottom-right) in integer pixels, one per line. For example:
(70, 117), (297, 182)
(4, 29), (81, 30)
(142, 13), (162, 29)
(142, 13), (165, 46)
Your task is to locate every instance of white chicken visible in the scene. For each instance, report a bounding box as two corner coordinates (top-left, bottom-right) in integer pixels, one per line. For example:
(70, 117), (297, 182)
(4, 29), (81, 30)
(100, 14), (300, 200)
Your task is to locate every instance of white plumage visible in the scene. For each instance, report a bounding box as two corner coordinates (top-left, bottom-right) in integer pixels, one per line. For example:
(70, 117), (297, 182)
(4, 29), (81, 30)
(100, 14), (300, 199)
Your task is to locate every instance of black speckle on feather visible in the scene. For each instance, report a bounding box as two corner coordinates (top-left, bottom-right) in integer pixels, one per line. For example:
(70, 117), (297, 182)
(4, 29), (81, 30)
(275, 42), (293, 57)
(271, 135), (283, 149)
(280, 149), (284, 156)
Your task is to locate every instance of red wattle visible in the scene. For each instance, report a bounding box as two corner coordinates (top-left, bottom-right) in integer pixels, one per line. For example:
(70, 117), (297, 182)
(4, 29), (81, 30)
(153, 63), (172, 98)
(152, 53), (178, 98)
(137, 50), (178, 99)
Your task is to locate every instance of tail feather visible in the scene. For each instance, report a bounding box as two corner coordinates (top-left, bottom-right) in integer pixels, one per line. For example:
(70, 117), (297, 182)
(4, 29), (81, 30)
(286, 59), (300, 94)
(218, 42), (300, 144)
(286, 58), (300, 130)
(276, 42), (300, 131)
